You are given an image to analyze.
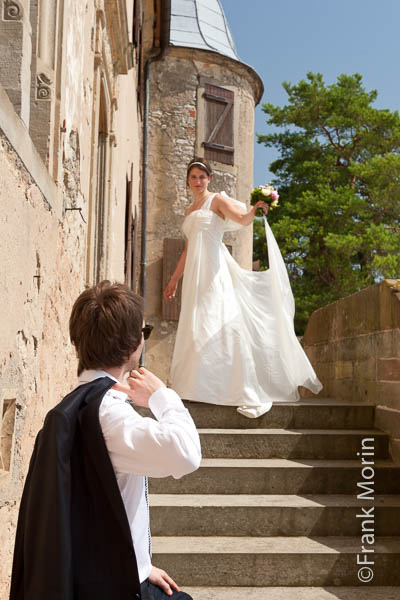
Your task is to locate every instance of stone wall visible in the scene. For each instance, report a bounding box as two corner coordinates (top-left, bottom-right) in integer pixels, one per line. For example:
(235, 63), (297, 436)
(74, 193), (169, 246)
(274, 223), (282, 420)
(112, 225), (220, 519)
(303, 280), (400, 459)
(145, 47), (262, 382)
(0, 89), (86, 596)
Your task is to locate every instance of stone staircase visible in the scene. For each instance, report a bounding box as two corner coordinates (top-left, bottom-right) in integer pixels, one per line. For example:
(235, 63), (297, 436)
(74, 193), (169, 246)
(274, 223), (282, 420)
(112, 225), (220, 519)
(149, 399), (400, 599)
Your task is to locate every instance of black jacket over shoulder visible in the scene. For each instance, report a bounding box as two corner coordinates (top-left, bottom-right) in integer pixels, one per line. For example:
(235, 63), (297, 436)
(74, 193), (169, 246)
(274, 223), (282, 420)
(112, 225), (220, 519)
(10, 376), (141, 600)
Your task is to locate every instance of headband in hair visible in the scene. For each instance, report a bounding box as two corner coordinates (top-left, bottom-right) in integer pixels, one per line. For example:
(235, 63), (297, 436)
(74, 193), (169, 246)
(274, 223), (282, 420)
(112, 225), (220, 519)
(188, 161), (210, 174)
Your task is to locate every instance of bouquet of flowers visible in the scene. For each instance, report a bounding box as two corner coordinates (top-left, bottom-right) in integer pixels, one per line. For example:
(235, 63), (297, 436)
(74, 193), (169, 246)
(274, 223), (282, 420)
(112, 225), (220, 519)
(251, 184), (279, 215)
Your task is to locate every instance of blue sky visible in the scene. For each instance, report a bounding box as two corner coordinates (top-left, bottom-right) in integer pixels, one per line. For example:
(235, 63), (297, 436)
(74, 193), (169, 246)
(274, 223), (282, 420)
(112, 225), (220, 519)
(222, 0), (400, 187)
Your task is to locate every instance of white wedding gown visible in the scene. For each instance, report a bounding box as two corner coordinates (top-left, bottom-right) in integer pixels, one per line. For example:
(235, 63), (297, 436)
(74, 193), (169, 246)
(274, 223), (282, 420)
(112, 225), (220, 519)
(170, 193), (322, 418)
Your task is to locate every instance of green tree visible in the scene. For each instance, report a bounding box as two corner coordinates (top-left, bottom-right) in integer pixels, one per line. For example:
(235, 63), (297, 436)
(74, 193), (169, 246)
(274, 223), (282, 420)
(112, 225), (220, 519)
(256, 72), (400, 334)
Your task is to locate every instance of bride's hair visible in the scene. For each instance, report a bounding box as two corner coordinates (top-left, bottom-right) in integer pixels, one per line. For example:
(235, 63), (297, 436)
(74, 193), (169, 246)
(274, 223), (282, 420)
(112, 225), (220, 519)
(186, 157), (212, 180)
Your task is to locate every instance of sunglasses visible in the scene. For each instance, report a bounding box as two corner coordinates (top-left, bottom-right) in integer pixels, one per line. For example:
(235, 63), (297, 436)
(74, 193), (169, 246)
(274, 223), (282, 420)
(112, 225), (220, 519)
(142, 324), (153, 340)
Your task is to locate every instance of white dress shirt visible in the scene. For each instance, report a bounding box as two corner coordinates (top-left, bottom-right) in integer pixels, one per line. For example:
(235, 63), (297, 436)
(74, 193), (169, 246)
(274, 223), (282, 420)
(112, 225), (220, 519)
(78, 369), (201, 583)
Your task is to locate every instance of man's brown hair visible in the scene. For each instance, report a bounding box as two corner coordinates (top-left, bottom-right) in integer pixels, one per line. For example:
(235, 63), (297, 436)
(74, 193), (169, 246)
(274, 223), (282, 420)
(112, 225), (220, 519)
(69, 281), (144, 375)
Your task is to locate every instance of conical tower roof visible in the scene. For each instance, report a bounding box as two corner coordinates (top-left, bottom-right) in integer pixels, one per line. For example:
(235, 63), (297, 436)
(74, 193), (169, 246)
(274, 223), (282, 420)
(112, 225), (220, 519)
(169, 0), (239, 61)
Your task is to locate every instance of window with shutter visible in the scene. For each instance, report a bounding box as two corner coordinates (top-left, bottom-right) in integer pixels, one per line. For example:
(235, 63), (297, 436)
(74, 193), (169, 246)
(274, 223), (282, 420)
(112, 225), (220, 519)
(162, 238), (186, 321)
(203, 84), (234, 166)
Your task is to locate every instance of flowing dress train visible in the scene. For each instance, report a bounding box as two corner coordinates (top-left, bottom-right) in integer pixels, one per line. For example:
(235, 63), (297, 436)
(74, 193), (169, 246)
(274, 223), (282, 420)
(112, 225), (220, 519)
(170, 193), (322, 418)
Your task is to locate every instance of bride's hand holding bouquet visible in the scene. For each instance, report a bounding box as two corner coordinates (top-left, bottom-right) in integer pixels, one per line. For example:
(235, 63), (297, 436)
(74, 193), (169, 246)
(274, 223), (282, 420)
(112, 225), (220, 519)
(251, 184), (279, 216)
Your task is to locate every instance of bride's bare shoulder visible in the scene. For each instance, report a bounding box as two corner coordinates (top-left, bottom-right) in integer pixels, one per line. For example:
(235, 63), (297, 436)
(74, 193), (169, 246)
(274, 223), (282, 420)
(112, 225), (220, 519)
(214, 192), (232, 205)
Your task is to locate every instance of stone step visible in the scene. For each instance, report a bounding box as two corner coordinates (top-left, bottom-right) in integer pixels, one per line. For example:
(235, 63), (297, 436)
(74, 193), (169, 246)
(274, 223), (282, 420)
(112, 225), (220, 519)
(183, 399), (375, 430)
(198, 428), (388, 459)
(150, 494), (400, 537)
(149, 459), (400, 495)
(182, 587), (400, 600)
(152, 536), (400, 586)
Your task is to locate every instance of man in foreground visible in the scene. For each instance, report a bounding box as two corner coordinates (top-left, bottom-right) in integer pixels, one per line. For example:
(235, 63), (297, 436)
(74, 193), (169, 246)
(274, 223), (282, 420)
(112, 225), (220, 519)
(10, 281), (201, 600)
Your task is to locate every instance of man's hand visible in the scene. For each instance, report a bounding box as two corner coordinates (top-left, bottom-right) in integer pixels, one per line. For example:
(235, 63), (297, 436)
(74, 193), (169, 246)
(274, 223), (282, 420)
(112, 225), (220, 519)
(149, 566), (180, 596)
(112, 368), (166, 408)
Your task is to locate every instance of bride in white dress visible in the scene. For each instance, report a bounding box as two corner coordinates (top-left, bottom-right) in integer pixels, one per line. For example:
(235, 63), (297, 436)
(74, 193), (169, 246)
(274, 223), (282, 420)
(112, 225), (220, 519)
(163, 158), (322, 418)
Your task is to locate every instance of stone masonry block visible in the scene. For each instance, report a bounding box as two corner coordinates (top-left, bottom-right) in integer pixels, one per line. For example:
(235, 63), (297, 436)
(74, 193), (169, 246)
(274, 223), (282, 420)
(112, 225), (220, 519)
(337, 284), (380, 338)
(336, 334), (376, 362)
(375, 405), (400, 439)
(303, 301), (337, 345)
(334, 360), (353, 380)
(354, 333), (377, 360)
(378, 358), (400, 382)
(315, 341), (336, 363)
(303, 344), (317, 365)
(353, 357), (377, 382)
(376, 329), (396, 358)
(354, 380), (378, 404)
(377, 382), (400, 411)
(393, 328), (400, 355)
(315, 361), (335, 381)
(0, 21), (23, 88)
(320, 378), (334, 397)
(334, 337), (357, 361)
(331, 378), (354, 401)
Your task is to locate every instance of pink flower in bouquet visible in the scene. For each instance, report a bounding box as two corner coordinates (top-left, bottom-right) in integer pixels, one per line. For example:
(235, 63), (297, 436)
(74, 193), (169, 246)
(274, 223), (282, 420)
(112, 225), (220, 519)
(270, 190), (279, 202)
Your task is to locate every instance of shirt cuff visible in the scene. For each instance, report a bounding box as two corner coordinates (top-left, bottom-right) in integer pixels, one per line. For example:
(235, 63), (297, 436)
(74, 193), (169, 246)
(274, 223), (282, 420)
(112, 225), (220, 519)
(148, 387), (185, 420)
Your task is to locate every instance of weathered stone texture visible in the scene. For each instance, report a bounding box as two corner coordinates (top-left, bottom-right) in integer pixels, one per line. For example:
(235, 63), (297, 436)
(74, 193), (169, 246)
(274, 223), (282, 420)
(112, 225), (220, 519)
(303, 280), (400, 458)
(378, 358), (400, 381)
(0, 134), (85, 597)
(0, 11), (31, 126)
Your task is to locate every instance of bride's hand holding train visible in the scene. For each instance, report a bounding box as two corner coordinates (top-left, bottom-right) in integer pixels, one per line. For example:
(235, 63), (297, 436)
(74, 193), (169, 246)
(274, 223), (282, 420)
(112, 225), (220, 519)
(164, 238), (188, 303)
(164, 278), (178, 302)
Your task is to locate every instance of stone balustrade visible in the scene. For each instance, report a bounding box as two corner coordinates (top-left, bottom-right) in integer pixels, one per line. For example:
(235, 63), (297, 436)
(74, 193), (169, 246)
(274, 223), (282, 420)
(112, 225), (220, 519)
(303, 279), (400, 460)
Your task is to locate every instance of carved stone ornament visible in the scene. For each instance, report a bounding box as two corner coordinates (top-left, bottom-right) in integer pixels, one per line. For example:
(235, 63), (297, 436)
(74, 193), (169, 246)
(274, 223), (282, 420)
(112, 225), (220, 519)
(36, 73), (52, 100)
(3, 0), (23, 21)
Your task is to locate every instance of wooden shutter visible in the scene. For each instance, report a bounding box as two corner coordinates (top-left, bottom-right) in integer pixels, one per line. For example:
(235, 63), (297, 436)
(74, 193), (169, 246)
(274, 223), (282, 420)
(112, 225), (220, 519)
(125, 166), (139, 291)
(124, 175), (133, 287)
(203, 84), (234, 165)
(132, 0), (142, 48)
(162, 238), (186, 321)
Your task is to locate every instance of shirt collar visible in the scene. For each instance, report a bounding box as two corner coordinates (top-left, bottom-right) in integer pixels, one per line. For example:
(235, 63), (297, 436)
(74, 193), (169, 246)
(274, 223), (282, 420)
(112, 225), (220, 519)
(78, 369), (129, 401)
(78, 369), (119, 385)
